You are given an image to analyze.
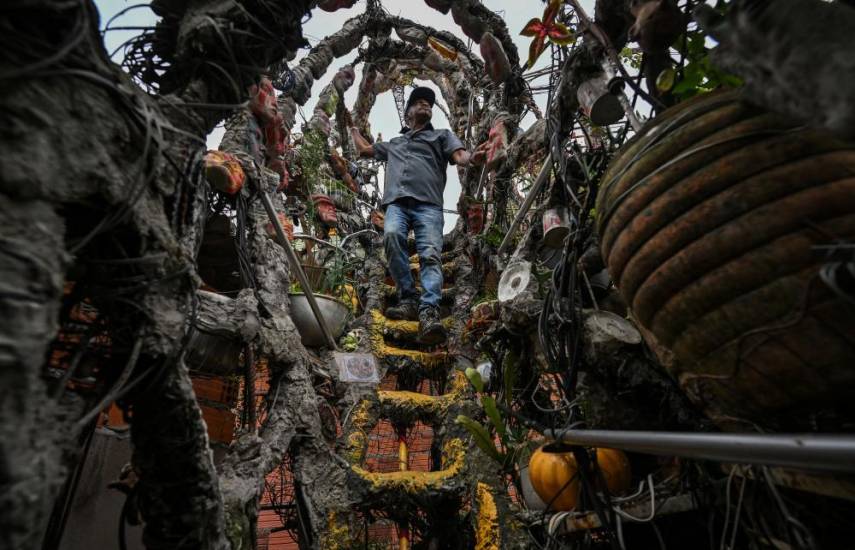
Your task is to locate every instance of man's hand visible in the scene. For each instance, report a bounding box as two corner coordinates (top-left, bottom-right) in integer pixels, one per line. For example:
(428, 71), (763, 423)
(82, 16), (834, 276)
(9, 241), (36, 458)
(349, 126), (374, 158)
(471, 141), (489, 166)
(452, 144), (487, 167)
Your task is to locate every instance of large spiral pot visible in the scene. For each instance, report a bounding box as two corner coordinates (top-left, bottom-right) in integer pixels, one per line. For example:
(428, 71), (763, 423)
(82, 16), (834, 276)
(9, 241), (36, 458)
(596, 90), (855, 430)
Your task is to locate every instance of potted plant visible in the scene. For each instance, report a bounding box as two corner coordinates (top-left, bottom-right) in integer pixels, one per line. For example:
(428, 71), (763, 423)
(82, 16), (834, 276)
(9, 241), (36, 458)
(289, 245), (357, 347)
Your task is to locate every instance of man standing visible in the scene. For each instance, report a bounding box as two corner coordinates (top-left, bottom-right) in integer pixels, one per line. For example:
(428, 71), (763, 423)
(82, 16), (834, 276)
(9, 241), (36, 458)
(350, 87), (482, 344)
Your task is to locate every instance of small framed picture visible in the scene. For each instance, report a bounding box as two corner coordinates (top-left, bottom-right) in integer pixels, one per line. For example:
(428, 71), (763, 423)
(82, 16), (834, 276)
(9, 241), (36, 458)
(334, 352), (379, 383)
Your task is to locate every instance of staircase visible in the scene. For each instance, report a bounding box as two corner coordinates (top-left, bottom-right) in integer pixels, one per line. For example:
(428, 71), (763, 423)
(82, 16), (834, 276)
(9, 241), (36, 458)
(331, 241), (501, 549)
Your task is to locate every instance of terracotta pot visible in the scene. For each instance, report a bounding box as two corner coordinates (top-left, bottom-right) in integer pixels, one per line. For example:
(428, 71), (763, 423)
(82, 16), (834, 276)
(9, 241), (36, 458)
(596, 89), (855, 430)
(311, 194), (338, 227)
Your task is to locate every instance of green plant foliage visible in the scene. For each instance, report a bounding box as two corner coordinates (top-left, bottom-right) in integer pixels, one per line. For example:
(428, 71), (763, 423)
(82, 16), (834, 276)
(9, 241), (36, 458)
(671, 30), (742, 100)
(465, 367), (485, 393)
(533, 267), (553, 298)
(298, 129), (329, 191)
(322, 255), (348, 295)
(341, 331), (359, 351)
(502, 348), (519, 407)
(656, 67), (677, 93)
(324, 92), (339, 116)
(481, 395), (507, 443)
(472, 289), (498, 307)
(455, 414), (504, 463)
(483, 224), (504, 248)
(619, 46), (643, 70)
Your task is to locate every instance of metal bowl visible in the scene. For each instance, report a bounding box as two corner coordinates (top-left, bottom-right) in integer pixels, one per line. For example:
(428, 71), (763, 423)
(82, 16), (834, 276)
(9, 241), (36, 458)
(288, 293), (351, 347)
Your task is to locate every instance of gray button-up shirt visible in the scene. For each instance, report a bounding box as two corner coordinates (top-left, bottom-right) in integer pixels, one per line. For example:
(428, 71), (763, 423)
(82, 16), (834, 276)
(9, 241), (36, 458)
(373, 123), (465, 208)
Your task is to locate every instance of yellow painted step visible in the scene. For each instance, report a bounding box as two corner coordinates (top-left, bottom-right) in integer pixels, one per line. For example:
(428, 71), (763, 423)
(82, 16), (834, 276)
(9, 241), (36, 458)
(369, 310), (450, 367)
(405, 262), (455, 279)
(382, 284), (454, 301)
(373, 310), (454, 339)
(376, 390), (454, 424)
(351, 438), (466, 496)
(408, 252), (456, 264)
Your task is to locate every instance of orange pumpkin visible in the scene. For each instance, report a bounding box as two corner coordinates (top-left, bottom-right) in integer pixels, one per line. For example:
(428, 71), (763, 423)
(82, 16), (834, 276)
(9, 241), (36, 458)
(529, 445), (632, 511)
(594, 448), (632, 495)
(529, 445), (580, 511)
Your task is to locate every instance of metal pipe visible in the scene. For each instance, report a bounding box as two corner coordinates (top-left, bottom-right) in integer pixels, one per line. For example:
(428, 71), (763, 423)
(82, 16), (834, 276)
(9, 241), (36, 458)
(545, 429), (855, 473)
(339, 228), (379, 249)
(496, 152), (552, 258)
(292, 229), (380, 258)
(258, 190), (339, 350)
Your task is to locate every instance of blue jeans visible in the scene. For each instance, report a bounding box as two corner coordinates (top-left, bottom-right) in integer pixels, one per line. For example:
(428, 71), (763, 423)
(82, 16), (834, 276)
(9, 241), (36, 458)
(384, 198), (444, 312)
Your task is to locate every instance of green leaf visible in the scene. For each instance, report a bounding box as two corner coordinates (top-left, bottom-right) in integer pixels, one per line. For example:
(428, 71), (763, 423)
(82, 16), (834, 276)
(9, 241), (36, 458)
(456, 415), (504, 463)
(672, 62), (703, 94)
(465, 367), (484, 393)
(686, 30), (707, 57)
(481, 396), (507, 444)
(656, 67), (676, 93)
(546, 23), (575, 46)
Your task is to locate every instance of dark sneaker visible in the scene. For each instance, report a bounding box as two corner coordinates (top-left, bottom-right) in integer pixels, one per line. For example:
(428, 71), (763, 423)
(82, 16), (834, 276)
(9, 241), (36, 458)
(386, 300), (419, 321)
(419, 307), (447, 345)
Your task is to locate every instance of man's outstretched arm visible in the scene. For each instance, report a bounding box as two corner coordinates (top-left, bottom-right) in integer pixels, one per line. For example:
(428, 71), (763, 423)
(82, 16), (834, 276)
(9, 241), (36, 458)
(349, 127), (375, 158)
(451, 143), (486, 167)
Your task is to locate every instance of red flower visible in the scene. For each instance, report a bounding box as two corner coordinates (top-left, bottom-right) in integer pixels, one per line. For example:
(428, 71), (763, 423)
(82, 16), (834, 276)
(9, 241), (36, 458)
(520, 0), (575, 69)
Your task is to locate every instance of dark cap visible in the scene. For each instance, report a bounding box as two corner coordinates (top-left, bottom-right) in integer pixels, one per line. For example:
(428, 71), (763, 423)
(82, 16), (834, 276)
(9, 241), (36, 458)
(404, 86), (436, 116)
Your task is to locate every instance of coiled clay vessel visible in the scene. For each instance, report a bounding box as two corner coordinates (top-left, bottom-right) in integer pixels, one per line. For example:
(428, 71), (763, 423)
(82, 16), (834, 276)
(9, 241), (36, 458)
(596, 89), (855, 430)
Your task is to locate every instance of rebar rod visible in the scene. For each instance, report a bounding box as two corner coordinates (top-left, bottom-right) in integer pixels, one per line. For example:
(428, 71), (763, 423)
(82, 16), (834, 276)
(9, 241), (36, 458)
(545, 429), (855, 473)
(258, 189), (339, 349)
(497, 152), (552, 258)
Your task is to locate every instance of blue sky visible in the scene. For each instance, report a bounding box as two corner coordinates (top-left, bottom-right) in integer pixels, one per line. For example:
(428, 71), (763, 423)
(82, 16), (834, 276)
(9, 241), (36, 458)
(94, 0), (596, 231)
